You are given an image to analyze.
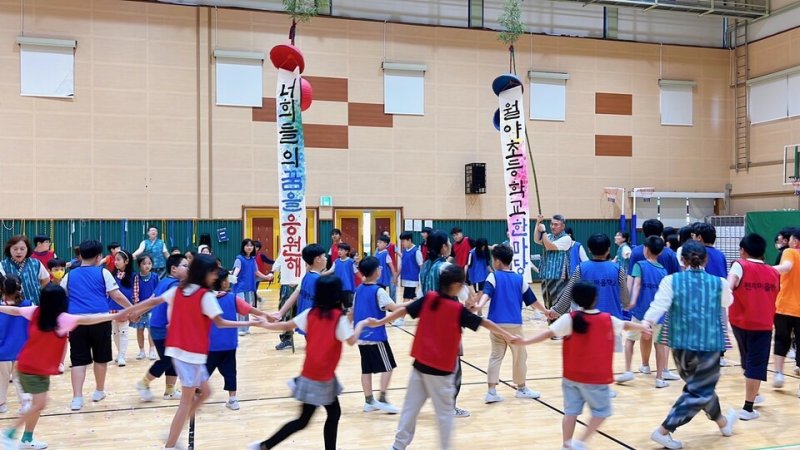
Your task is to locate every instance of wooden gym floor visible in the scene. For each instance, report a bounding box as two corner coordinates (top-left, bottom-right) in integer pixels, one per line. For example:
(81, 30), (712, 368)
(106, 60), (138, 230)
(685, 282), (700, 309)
(2, 285), (800, 450)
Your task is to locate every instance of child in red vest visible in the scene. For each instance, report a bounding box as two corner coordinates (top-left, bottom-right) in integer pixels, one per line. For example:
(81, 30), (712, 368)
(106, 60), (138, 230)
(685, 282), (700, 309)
(126, 254), (263, 450)
(0, 284), (127, 450)
(366, 264), (517, 450)
(249, 276), (367, 450)
(728, 233), (780, 421)
(521, 281), (649, 450)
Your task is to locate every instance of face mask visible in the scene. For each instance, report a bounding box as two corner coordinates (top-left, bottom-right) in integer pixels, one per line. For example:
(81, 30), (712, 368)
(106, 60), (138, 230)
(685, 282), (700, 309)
(51, 269), (65, 282)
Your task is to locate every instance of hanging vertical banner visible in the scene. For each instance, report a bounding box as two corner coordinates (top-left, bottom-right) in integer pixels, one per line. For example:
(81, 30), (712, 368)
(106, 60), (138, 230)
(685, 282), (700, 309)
(498, 85), (531, 283)
(276, 68), (307, 285)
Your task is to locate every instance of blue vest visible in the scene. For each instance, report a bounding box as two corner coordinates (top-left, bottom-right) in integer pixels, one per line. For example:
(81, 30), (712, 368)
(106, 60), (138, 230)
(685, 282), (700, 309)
(629, 245), (681, 276)
(143, 239), (166, 269)
(1, 258), (43, 305)
(579, 260), (623, 319)
(108, 274), (133, 311)
(0, 300), (31, 361)
(400, 246), (421, 283)
(333, 258), (356, 292)
(136, 273), (159, 300)
(149, 277), (180, 339)
(209, 292), (239, 351)
(353, 284), (388, 342)
(296, 271), (321, 336)
(375, 249), (392, 287)
(615, 244), (630, 269)
(569, 242), (583, 276)
(630, 261), (667, 320)
(704, 246), (728, 278)
(541, 232), (568, 280)
(234, 255), (257, 293)
(668, 270), (724, 351)
(486, 271), (526, 325)
(467, 249), (490, 284)
(67, 266), (111, 314)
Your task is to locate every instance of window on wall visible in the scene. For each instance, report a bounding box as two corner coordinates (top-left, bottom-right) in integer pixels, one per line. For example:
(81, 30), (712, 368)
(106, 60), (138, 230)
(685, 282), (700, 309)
(528, 71), (569, 121)
(747, 67), (800, 124)
(214, 50), (264, 107)
(17, 37), (77, 98)
(383, 62), (426, 116)
(659, 80), (694, 126)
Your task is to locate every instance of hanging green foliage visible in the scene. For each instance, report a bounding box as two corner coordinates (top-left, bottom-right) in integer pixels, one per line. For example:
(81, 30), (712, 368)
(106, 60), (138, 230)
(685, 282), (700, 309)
(283, 0), (328, 23)
(498, 0), (524, 45)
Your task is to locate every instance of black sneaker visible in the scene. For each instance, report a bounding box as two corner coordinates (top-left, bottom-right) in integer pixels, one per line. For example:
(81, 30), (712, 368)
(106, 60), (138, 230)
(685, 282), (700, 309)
(275, 341), (293, 351)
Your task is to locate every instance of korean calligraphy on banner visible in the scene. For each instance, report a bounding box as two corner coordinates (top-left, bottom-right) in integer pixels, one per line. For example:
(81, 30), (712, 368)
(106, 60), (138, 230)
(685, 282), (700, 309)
(498, 85), (532, 283)
(276, 68), (307, 285)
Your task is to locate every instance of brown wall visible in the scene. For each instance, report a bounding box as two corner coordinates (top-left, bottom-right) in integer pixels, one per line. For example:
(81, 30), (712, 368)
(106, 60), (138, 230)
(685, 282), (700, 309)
(730, 27), (800, 213)
(0, 0), (733, 220)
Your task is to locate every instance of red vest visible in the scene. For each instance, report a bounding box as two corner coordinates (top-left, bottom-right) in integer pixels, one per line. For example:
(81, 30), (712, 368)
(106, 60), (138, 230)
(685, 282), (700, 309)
(730, 259), (779, 331)
(452, 238), (471, 268)
(165, 288), (212, 356)
(17, 309), (68, 376)
(301, 309), (344, 381)
(411, 293), (463, 373)
(563, 312), (614, 384)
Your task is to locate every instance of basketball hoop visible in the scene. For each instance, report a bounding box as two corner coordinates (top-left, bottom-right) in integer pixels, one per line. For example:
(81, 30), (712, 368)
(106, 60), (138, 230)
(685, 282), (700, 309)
(603, 187), (618, 203)
(792, 177), (800, 196)
(640, 187), (655, 203)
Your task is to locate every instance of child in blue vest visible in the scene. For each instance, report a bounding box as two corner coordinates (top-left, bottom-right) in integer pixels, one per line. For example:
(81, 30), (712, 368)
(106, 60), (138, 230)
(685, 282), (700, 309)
(137, 254), (187, 402)
(207, 268), (269, 411)
(398, 232), (422, 303)
(322, 243), (357, 309)
(553, 234), (629, 320)
(274, 244), (328, 336)
(0, 275), (31, 415)
(375, 236), (397, 292)
(365, 264), (517, 450)
(643, 240), (737, 449)
(352, 256), (407, 415)
(475, 244), (549, 403)
(521, 281), (649, 450)
(616, 236), (679, 388)
(466, 238), (491, 293)
(232, 239), (271, 336)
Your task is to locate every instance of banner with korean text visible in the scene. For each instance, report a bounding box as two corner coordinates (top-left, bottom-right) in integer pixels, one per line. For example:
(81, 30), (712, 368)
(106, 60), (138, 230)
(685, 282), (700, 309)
(498, 86), (532, 283)
(276, 68), (307, 285)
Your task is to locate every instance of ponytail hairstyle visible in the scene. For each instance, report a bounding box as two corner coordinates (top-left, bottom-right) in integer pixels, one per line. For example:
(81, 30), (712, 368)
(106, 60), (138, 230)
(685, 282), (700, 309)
(680, 240), (707, 269)
(313, 275), (344, 319)
(570, 281), (598, 334)
(425, 230), (450, 262)
(0, 274), (22, 305)
(474, 238), (490, 263)
(432, 264), (466, 311)
(37, 284), (68, 332)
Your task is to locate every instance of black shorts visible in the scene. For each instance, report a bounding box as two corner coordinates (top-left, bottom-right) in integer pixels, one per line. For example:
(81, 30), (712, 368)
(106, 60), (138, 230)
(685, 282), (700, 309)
(731, 325), (772, 381)
(473, 281), (485, 292)
(342, 291), (354, 309)
(69, 322), (113, 366)
(402, 286), (417, 300)
(358, 341), (397, 374)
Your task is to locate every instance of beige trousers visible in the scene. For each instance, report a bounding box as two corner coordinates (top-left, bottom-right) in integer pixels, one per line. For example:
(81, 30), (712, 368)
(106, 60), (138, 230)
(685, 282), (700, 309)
(487, 325), (527, 386)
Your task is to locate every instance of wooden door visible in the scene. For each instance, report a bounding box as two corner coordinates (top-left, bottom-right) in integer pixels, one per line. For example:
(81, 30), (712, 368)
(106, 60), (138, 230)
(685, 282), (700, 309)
(252, 217), (275, 259)
(340, 218), (360, 253)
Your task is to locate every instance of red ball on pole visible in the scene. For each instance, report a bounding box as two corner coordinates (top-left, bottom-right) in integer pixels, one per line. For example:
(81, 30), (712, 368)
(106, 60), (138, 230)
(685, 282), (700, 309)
(300, 78), (313, 111)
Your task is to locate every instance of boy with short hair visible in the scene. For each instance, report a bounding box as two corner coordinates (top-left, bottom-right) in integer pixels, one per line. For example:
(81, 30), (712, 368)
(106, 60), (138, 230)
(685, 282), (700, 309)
(45, 259), (67, 286)
(450, 227), (471, 268)
(30, 235), (56, 268)
(375, 236), (397, 292)
(420, 227), (432, 261)
(323, 243), (357, 309)
(475, 244), (549, 403)
(352, 256), (405, 415)
(398, 232), (423, 303)
(328, 229), (342, 270)
(274, 244), (328, 330)
(102, 243), (121, 272)
(728, 233), (779, 420)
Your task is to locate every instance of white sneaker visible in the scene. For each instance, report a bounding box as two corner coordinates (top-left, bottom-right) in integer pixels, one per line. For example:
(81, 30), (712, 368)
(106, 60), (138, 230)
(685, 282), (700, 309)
(719, 357), (732, 367)
(238, 331), (246, 337)
(246, 442), (264, 450)
(662, 369), (681, 381)
(392, 318), (405, 327)
(0, 404), (7, 414)
(373, 400), (400, 414)
(149, 349), (158, 360)
(136, 381), (155, 402)
(515, 387), (541, 399)
(720, 408), (737, 436)
(655, 379), (670, 389)
(650, 429), (683, 449)
(70, 397), (83, 411)
(570, 440), (588, 450)
(484, 392), (505, 403)
(738, 409), (760, 421)
(163, 390), (182, 400)
(615, 371), (634, 384)
(773, 372), (785, 388)
(532, 310), (545, 321)
(18, 440), (47, 449)
(57, 364), (64, 374)
(363, 401), (380, 412)
(453, 407), (470, 417)
(608, 389), (617, 398)
(136, 351), (146, 360)
(788, 348), (796, 360)
(754, 394), (765, 405)
(92, 390), (106, 402)
(639, 365), (652, 375)
(225, 397), (240, 411)
(116, 357), (126, 367)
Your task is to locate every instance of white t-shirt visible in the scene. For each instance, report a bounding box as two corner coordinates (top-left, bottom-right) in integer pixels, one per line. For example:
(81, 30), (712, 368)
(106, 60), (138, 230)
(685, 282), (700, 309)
(162, 284), (224, 364)
(60, 268), (119, 294)
(551, 235), (573, 252)
(292, 309), (353, 342)
(550, 309), (625, 338)
(0, 260), (50, 282)
(399, 247), (423, 287)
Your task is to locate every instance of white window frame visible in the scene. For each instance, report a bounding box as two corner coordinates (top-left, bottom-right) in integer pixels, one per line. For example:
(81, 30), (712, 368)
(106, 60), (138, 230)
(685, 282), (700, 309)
(213, 49), (265, 107)
(528, 71), (569, 122)
(659, 79), (695, 126)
